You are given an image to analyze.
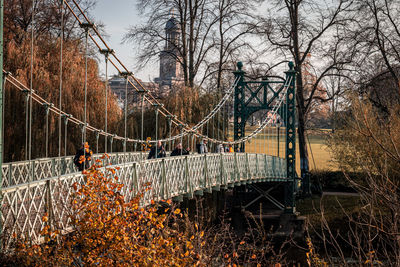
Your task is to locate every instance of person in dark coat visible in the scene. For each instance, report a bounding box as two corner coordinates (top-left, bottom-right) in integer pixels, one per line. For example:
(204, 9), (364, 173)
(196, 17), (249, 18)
(147, 140), (166, 159)
(73, 142), (93, 171)
(170, 143), (190, 156)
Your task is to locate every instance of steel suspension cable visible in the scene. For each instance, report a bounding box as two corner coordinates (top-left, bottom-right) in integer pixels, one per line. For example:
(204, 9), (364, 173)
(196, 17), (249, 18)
(82, 23), (91, 158)
(217, 93), (220, 141)
(64, 0), (239, 141)
(140, 91), (144, 152)
(132, 92), (136, 152)
(222, 95), (226, 141)
(124, 74), (129, 153)
(7, 68), (291, 152)
(44, 104), (50, 157)
(58, 0), (64, 159)
(29, 0), (35, 163)
(66, 0), (244, 146)
(25, 90), (29, 160)
(258, 117), (261, 154)
(104, 52), (109, 153)
(2, 75), (7, 162)
(63, 114), (68, 156)
(260, 112), (268, 154)
(154, 105), (159, 159)
(263, 120), (266, 154)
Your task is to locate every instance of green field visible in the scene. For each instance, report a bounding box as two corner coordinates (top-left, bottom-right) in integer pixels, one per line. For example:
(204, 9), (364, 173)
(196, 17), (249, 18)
(232, 127), (336, 172)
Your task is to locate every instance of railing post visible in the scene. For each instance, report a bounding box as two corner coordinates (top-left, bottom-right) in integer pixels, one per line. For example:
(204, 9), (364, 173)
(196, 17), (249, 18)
(161, 159), (166, 200)
(8, 163), (11, 186)
(272, 156), (276, 178)
(264, 154), (268, 181)
(203, 154), (210, 192)
(219, 153), (224, 186)
(255, 154), (259, 180)
(234, 152), (239, 183)
(166, 115), (174, 151)
(184, 156), (192, 198)
(45, 179), (53, 231)
(244, 153), (250, 184)
(51, 158), (56, 177)
(43, 103), (52, 158)
(132, 163), (138, 197)
(31, 160), (35, 182)
(110, 135), (114, 155)
(62, 114), (70, 157)
(95, 130), (99, 155)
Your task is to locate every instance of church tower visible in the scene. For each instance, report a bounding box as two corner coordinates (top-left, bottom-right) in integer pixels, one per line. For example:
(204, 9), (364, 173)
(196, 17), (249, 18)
(155, 15), (184, 88)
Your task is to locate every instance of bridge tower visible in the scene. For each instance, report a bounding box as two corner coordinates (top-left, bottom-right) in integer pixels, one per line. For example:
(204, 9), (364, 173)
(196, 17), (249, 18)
(233, 62), (297, 213)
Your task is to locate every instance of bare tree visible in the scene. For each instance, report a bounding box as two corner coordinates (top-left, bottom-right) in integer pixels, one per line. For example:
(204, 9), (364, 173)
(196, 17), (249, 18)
(344, 0), (400, 113)
(201, 0), (257, 91)
(124, 0), (256, 89)
(5, 0), (97, 42)
(257, 0), (355, 186)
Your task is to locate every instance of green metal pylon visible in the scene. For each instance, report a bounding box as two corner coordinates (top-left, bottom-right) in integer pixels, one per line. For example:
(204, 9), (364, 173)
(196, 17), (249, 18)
(284, 62), (296, 214)
(232, 61), (297, 213)
(233, 62), (245, 152)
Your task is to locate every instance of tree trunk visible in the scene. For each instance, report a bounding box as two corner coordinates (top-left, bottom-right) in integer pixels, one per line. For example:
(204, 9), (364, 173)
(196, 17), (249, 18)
(188, 0), (195, 88)
(179, 2), (189, 87)
(290, 1), (309, 179)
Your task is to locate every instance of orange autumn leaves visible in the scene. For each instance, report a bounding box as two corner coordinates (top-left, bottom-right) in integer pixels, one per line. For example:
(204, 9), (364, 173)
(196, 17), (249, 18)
(14, 157), (282, 266)
(16, 159), (197, 266)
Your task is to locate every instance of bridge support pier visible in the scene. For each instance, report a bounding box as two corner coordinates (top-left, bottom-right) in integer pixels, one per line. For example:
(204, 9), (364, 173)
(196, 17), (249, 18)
(229, 182), (305, 237)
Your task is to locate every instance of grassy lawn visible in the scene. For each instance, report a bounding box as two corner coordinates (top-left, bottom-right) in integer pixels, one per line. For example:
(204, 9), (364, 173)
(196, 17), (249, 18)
(228, 126), (337, 172)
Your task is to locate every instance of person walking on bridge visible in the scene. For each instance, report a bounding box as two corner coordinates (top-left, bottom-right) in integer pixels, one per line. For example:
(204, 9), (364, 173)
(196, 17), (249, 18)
(74, 142), (93, 171)
(197, 139), (208, 154)
(170, 143), (190, 156)
(216, 144), (224, 153)
(148, 140), (166, 159)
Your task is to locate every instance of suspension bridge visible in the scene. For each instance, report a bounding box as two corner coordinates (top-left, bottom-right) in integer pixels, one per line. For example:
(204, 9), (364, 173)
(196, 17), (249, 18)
(0, 0), (306, 247)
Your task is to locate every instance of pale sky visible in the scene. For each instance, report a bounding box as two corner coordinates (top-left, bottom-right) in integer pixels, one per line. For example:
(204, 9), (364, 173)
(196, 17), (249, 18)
(92, 0), (158, 81)
(90, 0), (286, 82)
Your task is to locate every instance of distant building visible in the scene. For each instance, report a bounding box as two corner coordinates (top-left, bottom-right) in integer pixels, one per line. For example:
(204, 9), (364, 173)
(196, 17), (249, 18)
(154, 15), (185, 92)
(109, 15), (184, 105)
(108, 76), (158, 109)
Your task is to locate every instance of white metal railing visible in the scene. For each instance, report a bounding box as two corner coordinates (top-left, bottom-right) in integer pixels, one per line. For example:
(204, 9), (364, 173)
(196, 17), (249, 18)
(1, 152), (147, 188)
(0, 153), (287, 247)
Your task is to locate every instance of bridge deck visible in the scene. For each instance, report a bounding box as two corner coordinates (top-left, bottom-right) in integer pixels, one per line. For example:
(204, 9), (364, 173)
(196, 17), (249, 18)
(1, 153), (287, 247)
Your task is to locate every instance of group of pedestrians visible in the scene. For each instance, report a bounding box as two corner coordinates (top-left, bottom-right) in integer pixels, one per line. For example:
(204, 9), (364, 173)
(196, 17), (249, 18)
(147, 140), (190, 159)
(147, 138), (234, 159)
(74, 138), (235, 172)
(215, 143), (234, 153)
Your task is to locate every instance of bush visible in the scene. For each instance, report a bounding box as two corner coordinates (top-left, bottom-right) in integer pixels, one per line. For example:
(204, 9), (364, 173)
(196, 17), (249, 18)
(312, 97), (400, 264)
(14, 159), (196, 266)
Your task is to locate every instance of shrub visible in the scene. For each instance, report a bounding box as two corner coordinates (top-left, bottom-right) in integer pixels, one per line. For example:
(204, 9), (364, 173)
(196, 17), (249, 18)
(15, 160), (196, 266)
